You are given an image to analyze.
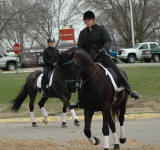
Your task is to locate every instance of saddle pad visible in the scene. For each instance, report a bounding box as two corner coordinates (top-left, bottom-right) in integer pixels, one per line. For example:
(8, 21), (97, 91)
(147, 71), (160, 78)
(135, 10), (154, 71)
(37, 72), (54, 88)
(97, 63), (124, 92)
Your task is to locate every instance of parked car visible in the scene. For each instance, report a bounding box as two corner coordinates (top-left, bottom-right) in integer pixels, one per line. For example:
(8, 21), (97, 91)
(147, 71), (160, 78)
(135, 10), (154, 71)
(37, 49), (119, 65)
(0, 53), (21, 71)
(37, 53), (43, 66)
(109, 50), (118, 63)
(118, 42), (158, 63)
(21, 52), (39, 67)
(142, 45), (160, 62)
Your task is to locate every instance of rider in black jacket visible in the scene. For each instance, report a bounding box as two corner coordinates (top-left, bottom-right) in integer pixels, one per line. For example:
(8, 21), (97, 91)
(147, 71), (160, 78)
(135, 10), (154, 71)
(77, 10), (139, 99)
(41, 37), (59, 97)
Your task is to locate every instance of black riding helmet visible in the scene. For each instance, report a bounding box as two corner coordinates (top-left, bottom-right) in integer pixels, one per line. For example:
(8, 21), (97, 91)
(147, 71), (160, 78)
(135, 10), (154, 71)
(83, 10), (95, 20)
(47, 37), (55, 44)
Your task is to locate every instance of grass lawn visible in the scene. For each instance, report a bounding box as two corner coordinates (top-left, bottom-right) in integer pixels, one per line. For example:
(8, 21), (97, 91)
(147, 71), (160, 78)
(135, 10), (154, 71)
(122, 66), (160, 99)
(0, 66), (159, 118)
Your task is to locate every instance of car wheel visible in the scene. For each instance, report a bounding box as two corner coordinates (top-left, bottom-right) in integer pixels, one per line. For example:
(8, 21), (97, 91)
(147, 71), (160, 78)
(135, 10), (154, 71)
(7, 63), (16, 71)
(153, 54), (160, 62)
(128, 55), (136, 63)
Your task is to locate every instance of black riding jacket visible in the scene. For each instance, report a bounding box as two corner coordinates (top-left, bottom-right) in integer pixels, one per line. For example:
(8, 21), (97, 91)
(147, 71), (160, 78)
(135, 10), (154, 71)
(77, 24), (112, 60)
(43, 46), (58, 68)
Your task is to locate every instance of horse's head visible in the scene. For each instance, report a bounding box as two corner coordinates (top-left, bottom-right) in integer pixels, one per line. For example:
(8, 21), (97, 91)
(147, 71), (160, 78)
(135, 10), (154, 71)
(57, 48), (75, 66)
(56, 48), (76, 93)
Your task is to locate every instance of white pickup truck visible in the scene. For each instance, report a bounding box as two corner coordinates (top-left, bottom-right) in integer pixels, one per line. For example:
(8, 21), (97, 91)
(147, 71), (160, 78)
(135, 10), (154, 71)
(118, 42), (158, 63)
(0, 53), (21, 71)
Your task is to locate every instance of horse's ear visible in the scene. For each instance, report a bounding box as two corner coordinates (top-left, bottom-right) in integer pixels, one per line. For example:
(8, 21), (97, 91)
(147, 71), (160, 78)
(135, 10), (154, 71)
(71, 49), (75, 57)
(68, 47), (75, 57)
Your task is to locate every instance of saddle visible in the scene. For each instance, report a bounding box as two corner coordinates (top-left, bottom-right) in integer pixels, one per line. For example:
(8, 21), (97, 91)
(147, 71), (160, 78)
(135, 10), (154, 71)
(37, 70), (54, 88)
(96, 63), (124, 92)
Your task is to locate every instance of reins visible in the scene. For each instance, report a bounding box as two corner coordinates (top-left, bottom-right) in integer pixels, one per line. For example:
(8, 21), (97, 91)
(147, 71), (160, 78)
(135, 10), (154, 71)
(73, 56), (103, 86)
(60, 59), (76, 84)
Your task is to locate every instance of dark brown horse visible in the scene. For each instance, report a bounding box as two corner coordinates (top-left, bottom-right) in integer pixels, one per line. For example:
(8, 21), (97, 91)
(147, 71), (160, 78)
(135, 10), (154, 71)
(11, 56), (80, 128)
(58, 47), (129, 150)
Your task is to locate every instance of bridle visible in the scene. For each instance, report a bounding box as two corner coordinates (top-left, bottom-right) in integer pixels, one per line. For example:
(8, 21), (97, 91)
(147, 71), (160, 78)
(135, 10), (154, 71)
(60, 59), (77, 84)
(58, 53), (104, 88)
(72, 56), (103, 86)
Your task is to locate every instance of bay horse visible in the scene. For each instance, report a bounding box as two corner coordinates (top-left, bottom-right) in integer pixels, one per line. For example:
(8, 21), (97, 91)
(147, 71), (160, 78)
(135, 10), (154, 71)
(11, 55), (80, 128)
(58, 47), (129, 150)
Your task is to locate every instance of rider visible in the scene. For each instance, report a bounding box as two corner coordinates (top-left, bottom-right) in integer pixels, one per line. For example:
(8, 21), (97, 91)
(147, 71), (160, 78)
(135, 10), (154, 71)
(41, 37), (59, 97)
(77, 10), (140, 99)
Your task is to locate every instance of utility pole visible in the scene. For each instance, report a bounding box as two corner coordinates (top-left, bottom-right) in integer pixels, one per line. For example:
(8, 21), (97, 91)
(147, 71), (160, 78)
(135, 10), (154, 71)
(129, 0), (135, 47)
(19, 0), (24, 52)
(0, 0), (5, 39)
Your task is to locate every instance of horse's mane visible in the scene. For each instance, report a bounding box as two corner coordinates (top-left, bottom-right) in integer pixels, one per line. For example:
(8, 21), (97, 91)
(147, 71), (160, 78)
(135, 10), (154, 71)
(69, 47), (96, 68)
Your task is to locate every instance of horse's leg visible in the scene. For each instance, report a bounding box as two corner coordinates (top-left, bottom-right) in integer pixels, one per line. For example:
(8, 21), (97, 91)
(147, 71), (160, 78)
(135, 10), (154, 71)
(102, 111), (111, 150)
(84, 110), (100, 146)
(38, 97), (49, 125)
(119, 97), (127, 144)
(61, 104), (67, 128)
(108, 115), (120, 150)
(68, 102), (80, 126)
(29, 91), (37, 127)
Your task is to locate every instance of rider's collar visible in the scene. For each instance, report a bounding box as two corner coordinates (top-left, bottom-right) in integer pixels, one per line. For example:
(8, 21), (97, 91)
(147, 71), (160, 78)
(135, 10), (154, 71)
(87, 23), (95, 32)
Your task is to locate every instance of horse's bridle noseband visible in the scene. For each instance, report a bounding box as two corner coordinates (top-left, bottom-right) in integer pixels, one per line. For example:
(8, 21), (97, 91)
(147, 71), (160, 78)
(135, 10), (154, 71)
(61, 59), (74, 66)
(59, 59), (78, 85)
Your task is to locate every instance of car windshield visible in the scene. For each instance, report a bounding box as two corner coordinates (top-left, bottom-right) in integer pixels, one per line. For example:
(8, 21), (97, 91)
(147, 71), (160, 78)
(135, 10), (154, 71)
(154, 45), (160, 49)
(3, 54), (7, 57)
(133, 44), (140, 48)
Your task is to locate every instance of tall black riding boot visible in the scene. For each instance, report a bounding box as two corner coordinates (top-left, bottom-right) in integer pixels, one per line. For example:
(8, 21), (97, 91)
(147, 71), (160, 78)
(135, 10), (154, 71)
(41, 78), (47, 97)
(104, 55), (140, 99)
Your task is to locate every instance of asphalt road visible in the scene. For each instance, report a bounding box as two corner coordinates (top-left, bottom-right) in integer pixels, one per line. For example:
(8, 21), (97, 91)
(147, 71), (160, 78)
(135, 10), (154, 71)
(0, 118), (159, 149)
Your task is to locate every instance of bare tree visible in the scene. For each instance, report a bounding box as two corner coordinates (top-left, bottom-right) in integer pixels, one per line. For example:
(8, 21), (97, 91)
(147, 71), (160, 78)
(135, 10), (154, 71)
(82, 0), (160, 47)
(24, 0), (81, 49)
(0, 0), (33, 51)
(1, 0), (81, 52)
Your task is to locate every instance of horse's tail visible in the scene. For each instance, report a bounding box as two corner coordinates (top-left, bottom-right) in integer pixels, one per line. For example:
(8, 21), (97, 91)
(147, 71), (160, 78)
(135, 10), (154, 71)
(11, 82), (28, 112)
(111, 91), (128, 121)
(111, 95), (120, 121)
(111, 68), (128, 120)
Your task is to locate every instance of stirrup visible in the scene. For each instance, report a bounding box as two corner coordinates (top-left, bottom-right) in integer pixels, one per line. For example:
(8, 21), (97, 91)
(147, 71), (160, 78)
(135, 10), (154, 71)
(130, 91), (140, 99)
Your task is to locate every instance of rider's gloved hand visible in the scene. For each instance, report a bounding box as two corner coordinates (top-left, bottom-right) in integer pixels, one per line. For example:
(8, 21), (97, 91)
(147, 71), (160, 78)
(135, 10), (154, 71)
(95, 48), (106, 62)
(99, 48), (106, 54)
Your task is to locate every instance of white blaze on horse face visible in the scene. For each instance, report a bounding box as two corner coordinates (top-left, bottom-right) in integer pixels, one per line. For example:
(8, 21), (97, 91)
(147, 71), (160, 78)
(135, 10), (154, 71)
(70, 109), (77, 120)
(41, 107), (48, 117)
(104, 136), (109, 149)
(30, 111), (35, 123)
(61, 113), (66, 122)
(120, 126), (126, 138)
(112, 132), (119, 144)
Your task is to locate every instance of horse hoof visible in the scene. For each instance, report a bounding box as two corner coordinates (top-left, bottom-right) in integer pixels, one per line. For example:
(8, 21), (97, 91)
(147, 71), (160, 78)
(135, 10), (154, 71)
(119, 137), (126, 144)
(93, 137), (100, 145)
(104, 148), (109, 150)
(74, 119), (80, 126)
(62, 122), (67, 128)
(114, 144), (120, 150)
(32, 122), (37, 127)
(42, 118), (48, 125)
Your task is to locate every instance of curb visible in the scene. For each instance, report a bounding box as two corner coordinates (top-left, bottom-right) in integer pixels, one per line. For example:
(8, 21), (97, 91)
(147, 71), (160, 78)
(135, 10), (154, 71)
(0, 113), (159, 123)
